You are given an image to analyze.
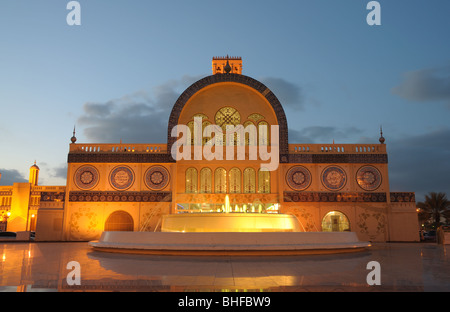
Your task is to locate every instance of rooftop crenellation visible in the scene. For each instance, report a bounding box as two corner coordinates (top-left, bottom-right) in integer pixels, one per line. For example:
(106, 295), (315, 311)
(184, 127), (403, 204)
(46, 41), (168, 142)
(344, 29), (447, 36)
(212, 56), (242, 60)
(212, 55), (243, 75)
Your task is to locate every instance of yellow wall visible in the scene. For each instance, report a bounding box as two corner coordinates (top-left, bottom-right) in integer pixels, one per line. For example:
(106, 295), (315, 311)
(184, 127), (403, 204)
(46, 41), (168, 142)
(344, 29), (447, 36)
(64, 162), (173, 241)
(8, 183), (31, 232)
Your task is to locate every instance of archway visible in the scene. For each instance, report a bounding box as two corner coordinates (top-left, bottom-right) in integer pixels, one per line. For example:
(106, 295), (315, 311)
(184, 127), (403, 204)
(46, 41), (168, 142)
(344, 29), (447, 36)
(105, 210), (134, 232)
(167, 74), (289, 157)
(321, 211), (350, 232)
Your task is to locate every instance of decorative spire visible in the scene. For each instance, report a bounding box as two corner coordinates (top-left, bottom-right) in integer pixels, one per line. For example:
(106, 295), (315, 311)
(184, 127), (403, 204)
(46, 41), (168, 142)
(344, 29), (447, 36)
(379, 125), (385, 144)
(71, 125), (77, 144)
(224, 57), (232, 74)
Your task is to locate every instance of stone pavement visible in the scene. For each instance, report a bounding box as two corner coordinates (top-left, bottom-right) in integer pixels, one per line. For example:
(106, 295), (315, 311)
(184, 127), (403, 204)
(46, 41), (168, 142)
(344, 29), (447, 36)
(0, 242), (449, 292)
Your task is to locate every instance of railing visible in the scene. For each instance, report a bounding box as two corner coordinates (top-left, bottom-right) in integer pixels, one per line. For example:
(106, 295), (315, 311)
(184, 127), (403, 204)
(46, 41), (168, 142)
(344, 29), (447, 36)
(289, 144), (386, 154)
(0, 186), (13, 193)
(70, 143), (384, 154)
(70, 143), (167, 153)
(32, 186), (66, 192)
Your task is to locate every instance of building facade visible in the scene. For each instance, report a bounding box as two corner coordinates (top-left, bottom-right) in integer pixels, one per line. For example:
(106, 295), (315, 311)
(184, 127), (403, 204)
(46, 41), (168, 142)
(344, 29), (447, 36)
(1, 57), (420, 242)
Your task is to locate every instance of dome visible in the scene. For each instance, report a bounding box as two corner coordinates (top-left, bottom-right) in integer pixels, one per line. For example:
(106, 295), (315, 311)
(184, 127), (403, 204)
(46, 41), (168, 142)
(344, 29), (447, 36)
(30, 161), (40, 170)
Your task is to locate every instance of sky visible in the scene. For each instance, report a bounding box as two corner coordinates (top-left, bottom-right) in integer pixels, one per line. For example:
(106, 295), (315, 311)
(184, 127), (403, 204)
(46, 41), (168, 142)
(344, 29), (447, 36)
(0, 0), (450, 202)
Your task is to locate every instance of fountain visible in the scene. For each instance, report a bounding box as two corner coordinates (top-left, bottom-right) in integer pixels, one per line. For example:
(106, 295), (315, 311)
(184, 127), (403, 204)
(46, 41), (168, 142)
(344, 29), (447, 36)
(160, 195), (302, 233)
(89, 195), (370, 255)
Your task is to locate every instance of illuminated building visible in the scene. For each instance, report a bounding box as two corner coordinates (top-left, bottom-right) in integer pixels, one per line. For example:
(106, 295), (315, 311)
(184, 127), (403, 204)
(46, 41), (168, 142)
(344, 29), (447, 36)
(0, 56), (419, 242)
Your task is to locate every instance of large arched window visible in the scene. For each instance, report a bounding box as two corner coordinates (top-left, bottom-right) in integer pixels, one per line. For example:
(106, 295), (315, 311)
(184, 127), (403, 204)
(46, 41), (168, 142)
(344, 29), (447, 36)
(215, 107), (241, 128)
(243, 168), (256, 193)
(229, 168), (241, 194)
(185, 168), (198, 193)
(258, 169), (270, 193)
(321, 211), (350, 232)
(105, 211), (134, 232)
(214, 168), (227, 194)
(215, 107), (241, 146)
(200, 168), (212, 193)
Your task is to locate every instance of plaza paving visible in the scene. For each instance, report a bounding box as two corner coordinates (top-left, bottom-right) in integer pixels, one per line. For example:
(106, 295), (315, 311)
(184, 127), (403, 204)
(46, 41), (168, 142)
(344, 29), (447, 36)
(0, 241), (449, 292)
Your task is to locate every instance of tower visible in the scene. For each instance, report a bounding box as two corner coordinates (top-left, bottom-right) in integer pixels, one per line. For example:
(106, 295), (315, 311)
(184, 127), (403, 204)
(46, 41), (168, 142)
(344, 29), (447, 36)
(212, 56), (242, 75)
(29, 161), (40, 186)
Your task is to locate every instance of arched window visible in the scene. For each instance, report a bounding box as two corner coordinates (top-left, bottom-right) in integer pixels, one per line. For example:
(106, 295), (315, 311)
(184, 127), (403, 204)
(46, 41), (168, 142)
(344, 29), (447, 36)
(258, 169), (270, 194)
(187, 121), (195, 145)
(243, 121), (257, 146)
(321, 211), (350, 232)
(215, 107), (241, 147)
(202, 121), (212, 145)
(243, 168), (256, 193)
(214, 168), (227, 194)
(258, 121), (270, 146)
(200, 168), (212, 194)
(215, 107), (241, 127)
(229, 168), (241, 194)
(105, 210), (134, 232)
(185, 168), (198, 193)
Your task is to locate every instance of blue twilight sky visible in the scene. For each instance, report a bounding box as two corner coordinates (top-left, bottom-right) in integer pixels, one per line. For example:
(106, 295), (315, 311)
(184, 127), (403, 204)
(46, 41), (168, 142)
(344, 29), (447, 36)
(1, 0), (450, 202)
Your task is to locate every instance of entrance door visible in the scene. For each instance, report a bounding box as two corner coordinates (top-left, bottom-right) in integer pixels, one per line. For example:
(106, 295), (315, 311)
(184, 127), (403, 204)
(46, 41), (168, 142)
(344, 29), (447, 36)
(331, 215), (340, 232)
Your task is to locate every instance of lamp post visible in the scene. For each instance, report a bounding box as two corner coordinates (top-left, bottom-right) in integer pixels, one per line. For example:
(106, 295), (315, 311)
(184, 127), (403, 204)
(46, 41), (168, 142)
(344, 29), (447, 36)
(416, 208), (425, 241)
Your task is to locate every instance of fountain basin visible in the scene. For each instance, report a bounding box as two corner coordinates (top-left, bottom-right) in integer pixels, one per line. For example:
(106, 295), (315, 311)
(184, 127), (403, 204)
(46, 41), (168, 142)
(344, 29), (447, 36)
(161, 213), (301, 232)
(89, 231), (371, 256)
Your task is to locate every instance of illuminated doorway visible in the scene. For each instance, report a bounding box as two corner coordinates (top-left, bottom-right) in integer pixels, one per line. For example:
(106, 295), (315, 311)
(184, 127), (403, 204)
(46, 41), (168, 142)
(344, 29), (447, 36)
(321, 211), (350, 232)
(105, 211), (134, 231)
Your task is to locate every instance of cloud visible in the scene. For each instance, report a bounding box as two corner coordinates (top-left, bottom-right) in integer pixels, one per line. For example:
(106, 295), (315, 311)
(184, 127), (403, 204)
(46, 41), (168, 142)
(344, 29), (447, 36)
(50, 164), (68, 180)
(289, 126), (364, 143)
(0, 169), (27, 185)
(259, 77), (303, 109)
(78, 75), (202, 143)
(392, 65), (450, 104)
(78, 75), (305, 144)
(387, 128), (450, 202)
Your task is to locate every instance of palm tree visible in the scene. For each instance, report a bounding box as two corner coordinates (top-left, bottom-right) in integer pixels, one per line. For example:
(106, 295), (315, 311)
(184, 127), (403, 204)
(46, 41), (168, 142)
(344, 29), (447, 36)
(417, 192), (450, 228)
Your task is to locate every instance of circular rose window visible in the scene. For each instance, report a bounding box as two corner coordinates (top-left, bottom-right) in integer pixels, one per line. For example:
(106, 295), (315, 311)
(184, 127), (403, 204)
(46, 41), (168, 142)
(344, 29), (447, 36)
(74, 165), (99, 190)
(145, 166), (170, 190)
(321, 166), (347, 191)
(356, 166), (382, 191)
(109, 166), (134, 191)
(286, 166), (312, 191)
